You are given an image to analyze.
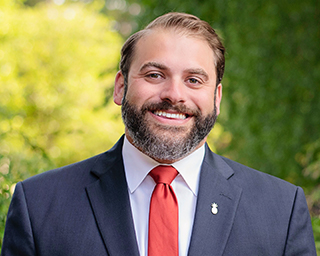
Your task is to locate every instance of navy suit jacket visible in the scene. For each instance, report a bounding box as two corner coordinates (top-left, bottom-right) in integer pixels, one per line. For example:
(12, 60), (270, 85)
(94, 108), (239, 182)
(1, 136), (316, 255)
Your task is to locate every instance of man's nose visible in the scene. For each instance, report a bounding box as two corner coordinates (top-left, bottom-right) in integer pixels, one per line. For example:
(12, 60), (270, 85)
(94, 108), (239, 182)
(159, 78), (186, 104)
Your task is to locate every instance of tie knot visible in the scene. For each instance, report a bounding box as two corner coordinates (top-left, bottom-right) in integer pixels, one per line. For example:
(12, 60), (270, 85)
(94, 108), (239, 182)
(150, 165), (178, 185)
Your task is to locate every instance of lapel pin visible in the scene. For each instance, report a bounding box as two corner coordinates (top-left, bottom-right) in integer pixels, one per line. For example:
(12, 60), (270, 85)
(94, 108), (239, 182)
(211, 203), (218, 215)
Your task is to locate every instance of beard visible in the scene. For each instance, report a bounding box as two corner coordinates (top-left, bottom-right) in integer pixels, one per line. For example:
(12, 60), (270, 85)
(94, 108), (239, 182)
(121, 98), (218, 162)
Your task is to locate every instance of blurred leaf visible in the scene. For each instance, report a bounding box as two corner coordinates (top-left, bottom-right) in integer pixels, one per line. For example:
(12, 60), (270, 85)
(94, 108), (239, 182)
(311, 217), (320, 255)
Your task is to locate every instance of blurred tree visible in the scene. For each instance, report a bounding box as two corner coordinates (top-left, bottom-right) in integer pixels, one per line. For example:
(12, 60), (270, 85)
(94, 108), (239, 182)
(0, 0), (123, 247)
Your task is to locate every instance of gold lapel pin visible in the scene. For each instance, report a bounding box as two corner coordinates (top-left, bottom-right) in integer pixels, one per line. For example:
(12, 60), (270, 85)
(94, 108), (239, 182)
(211, 203), (218, 215)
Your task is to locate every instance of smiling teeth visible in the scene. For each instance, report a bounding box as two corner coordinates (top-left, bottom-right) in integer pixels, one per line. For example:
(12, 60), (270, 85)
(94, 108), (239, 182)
(154, 111), (186, 120)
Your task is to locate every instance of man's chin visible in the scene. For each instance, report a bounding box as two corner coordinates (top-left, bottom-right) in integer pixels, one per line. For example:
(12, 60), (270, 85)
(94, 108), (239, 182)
(148, 127), (191, 143)
(150, 120), (191, 133)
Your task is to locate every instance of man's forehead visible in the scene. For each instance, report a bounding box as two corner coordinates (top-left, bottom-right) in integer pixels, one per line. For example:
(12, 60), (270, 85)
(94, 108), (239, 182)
(136, 27), (209, 46)
(133, 29), (212, 58)
(131, 29), (215, 74)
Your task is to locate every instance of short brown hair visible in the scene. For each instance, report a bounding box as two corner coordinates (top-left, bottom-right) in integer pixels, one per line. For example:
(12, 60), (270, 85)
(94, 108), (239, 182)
(120, 12), (225, 86)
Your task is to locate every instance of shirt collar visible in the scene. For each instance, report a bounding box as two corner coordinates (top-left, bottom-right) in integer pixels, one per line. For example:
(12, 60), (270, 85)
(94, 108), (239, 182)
(122, 136), (205, 196)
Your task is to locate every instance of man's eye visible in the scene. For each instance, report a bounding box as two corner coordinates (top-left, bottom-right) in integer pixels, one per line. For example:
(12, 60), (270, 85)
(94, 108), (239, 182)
(189, 78), (200, 84)
(148, 73), (161, 79)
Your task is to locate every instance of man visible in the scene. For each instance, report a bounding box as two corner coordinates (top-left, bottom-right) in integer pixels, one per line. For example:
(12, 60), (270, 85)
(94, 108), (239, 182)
(1, 12), (316, 256)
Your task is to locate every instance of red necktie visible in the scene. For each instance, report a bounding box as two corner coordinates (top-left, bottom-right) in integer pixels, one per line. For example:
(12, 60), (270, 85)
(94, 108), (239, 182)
(148, 165), (179, 256)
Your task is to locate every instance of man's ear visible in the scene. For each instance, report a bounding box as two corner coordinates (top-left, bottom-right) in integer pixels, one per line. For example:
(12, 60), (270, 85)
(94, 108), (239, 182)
(113, 71), (125, 106)
(215, 83), (222, 115)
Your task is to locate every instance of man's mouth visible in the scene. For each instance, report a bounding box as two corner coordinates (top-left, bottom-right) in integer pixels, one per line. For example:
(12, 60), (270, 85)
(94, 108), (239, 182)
(153, 110), (188, 120)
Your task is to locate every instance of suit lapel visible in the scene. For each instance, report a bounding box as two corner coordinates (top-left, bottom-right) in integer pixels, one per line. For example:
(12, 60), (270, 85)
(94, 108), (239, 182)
(188, 145), (242, 256)
(86, 137), (140, 256)
(85, 139), (242, 256)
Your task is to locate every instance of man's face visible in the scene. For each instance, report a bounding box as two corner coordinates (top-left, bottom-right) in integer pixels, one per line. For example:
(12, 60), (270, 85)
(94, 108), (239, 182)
(114, 29), (222, 163)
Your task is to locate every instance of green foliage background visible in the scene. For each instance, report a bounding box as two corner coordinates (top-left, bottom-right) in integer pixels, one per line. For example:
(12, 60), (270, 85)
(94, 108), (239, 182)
(0, 0), (124, 247)
(1, 0), (319, 252)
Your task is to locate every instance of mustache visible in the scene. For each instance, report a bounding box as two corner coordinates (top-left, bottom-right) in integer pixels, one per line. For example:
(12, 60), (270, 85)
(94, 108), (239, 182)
(141, 101), (201, 116)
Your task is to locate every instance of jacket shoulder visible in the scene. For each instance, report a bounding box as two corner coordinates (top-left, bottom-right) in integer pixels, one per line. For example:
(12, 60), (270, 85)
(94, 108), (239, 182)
(22, 136), (124, 188)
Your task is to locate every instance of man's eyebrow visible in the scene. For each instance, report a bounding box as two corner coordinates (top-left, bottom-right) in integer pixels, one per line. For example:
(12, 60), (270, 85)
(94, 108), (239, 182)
(139, 62), (168, 72)
(186, 68), (209, 81)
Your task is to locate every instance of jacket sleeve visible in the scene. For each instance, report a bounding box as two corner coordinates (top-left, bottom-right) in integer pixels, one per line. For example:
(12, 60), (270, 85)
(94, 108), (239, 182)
(284, 186), (317, 255)
(1, 182), (36, 256)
